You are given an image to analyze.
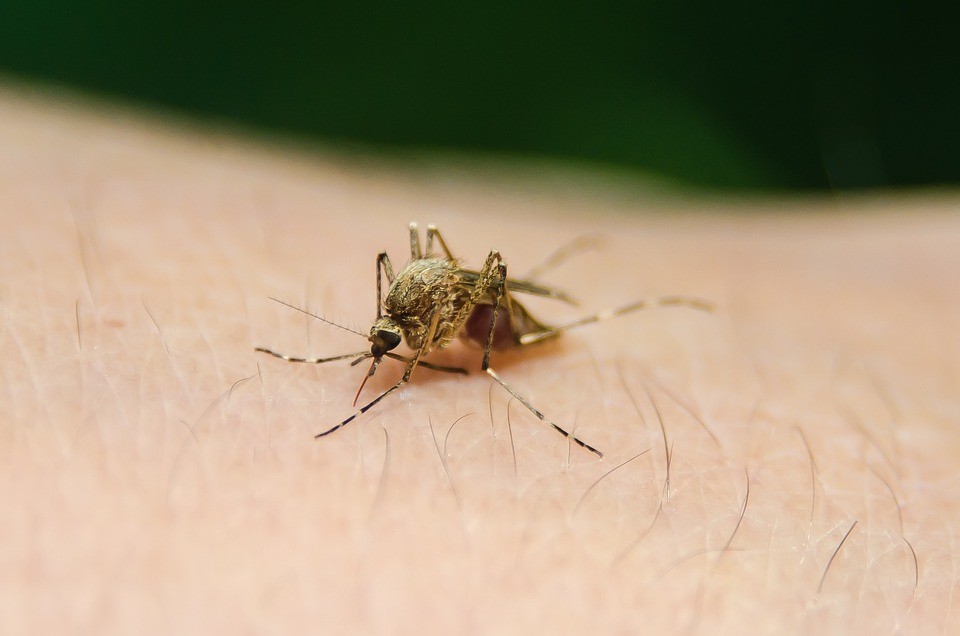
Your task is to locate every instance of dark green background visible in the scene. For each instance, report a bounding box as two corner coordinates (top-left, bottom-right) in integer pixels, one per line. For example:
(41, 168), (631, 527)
(1, 1), (957, 190)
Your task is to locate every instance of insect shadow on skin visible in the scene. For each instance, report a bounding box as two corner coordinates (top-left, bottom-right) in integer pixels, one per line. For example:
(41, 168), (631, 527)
(257, 222), (713, 458)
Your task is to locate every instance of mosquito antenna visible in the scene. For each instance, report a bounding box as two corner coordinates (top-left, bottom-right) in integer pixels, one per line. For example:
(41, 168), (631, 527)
(268, 297), (366, 337)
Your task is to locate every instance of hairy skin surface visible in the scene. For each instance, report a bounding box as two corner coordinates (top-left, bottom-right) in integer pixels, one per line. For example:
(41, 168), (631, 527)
(1, 85), (959, 635)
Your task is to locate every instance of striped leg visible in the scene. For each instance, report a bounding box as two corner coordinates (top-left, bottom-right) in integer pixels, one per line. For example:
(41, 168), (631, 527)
(424, 224), (456, 260)
(481, 256), (604, 458)
(256, 347), (464, 375)
(519, 296), (714, 346)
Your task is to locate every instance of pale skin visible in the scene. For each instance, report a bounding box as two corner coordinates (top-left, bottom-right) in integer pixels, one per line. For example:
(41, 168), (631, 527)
(1, 86), (959, 634)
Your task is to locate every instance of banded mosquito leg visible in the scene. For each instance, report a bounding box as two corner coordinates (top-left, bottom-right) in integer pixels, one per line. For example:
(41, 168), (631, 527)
(257, 347), (466, 376)
(484, 368), (603, 457)
(480, 254), (603, 458)
(519, 295), (714, 346)
(255, 348), (367, 365)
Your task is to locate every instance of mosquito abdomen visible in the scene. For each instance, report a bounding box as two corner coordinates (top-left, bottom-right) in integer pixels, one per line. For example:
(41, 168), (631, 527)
(463, 304), (516, 350)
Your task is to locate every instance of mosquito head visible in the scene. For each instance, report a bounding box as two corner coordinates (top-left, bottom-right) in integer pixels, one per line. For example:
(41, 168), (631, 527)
(369, 317), (402, 359)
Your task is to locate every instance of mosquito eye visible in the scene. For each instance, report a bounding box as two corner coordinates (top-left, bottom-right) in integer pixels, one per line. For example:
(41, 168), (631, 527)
(377, 330), (401, 349)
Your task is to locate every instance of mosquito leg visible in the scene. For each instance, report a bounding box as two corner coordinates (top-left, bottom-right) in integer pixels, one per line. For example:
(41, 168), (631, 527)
(383, 352), (467, 375)
(376, 252), (395, 319)
(519, 295), (714, 346)
(523, 234), (604, 280)
(403, 309), (440, 380)
(316, 377), (410, 438)
(348, 351), (467, 375)
(316, 310), (441, 438)
(255, 347), (367, 365)
(480, 255), (603, 457)
(425, 224), (456, 260)
(409, 222), (422, 259)
(485, 367), (603, 458)
(444, 248), (509, 349)
(379, 252), (395, 282)
(472, 250), (506, 303)
(481, 257), (509, 371)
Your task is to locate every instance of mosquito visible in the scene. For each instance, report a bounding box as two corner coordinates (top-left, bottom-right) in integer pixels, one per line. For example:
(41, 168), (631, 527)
(256, 222), (712, 458)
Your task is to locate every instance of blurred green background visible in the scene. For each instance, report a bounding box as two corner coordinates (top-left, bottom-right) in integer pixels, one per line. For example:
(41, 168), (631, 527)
(1, 1), (956, 190)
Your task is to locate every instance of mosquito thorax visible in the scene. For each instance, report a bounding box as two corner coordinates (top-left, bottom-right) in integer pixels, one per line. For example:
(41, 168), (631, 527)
(369, 318), (403, 357)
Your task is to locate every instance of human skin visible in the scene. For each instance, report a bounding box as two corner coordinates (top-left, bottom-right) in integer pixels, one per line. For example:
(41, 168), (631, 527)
(1, 85), (958, 635)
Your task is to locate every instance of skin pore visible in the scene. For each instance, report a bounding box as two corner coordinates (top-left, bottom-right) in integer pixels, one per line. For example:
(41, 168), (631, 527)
(1, 86), (958, 634)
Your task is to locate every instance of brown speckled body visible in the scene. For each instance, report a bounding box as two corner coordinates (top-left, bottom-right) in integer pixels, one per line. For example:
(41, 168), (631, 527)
(383, 257), (474, 350)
